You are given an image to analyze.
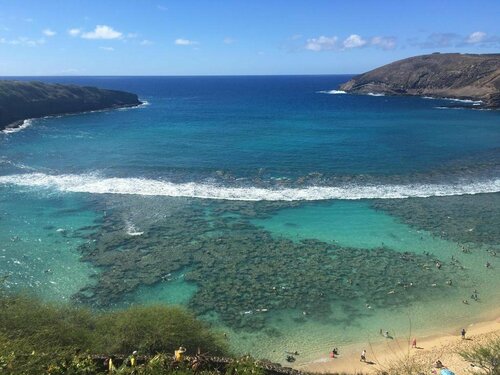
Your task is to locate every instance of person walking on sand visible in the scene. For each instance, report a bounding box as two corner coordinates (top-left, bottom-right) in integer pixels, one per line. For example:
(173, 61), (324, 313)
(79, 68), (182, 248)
(411, 338), (417, 348)
(360, 349), (366, 362)
(461, 328), (466, 339)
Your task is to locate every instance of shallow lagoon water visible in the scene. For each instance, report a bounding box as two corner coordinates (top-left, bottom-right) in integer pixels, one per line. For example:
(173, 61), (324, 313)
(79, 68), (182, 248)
(0, 76), (499, 364)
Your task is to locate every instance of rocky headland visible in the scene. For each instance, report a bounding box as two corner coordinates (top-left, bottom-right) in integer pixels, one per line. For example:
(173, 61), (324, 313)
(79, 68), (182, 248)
(0, 80), (142, 131)
(340, 53), (500, 108)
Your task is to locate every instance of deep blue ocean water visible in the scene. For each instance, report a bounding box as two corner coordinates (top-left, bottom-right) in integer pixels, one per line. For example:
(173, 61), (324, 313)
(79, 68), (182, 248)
(0, 76), (499, 362)
(2, 76), (499, 184)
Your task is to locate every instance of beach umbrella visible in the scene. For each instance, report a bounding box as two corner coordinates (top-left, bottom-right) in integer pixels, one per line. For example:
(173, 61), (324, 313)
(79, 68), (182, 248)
(440, 369), (455, 375)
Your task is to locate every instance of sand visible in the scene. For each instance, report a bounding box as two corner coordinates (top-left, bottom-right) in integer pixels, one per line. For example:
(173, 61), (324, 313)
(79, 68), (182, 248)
(299, 314), (499, 375)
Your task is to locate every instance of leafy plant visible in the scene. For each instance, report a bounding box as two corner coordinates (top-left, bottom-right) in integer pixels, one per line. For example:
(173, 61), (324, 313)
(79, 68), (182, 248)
(458, 335), (500, 375)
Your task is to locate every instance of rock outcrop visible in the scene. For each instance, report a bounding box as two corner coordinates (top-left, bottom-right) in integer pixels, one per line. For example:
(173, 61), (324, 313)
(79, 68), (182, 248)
(0, 80), (142, 131)
(340, 53), (500, 108)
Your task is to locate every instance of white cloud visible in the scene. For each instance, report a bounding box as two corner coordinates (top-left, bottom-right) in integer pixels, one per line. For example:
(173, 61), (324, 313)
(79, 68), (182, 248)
(466, 31), (486, 44)
(68, 28), (81, 36)
(82, 25), (122, 40)
(99, 46), (114, 51)
(0, 36), (45, 46)
(305, 35), (338, 51)
(43, 29), (56, 37)
(127, 33), (138, 39)
(140, 39), (153, 46)
(157, 5), (168, 11)
(343, 34), (367, 49)
(371, 36), (396, 50)
(174, 38), (198, 45)
(223, 37), (235, 44)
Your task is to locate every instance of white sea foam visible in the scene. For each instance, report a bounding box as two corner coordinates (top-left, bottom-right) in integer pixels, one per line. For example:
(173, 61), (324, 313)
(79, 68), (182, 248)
(117, 99), (150, 111)
(1, 119), (33, 134)
(434, 106), (465, 110)
(317, 90), (347, 95)
(367, 92), (385, 97)
(442, 97), (483, 105)
(0, 173), (499, 201)
(125, 220), (144, 236)
(423, 96), (483, 105)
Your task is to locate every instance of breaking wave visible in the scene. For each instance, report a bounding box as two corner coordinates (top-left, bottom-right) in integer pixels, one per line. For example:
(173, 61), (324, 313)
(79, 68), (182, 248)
(423, 96), (483, 105)
(0, 173), (499, 201)
(1, 119), (33, 134)
(317, 90), (347, 95)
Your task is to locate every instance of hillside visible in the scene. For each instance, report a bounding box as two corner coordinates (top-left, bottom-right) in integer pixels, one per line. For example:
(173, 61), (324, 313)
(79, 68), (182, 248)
(340, 53), (500, 108)
(0, 80), (141, 131)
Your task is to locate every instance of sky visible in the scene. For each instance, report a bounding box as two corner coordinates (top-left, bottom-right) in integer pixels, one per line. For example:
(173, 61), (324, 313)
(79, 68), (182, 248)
(0, 0), (499, 76)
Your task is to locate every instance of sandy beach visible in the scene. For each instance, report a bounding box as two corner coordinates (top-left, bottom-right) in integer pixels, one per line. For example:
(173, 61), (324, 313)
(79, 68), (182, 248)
(299, 312), (500, 375)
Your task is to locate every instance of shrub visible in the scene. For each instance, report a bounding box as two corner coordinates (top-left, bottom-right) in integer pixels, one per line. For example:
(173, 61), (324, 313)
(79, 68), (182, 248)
(458, 335), (500, 375)
(93, 305), (228, 356)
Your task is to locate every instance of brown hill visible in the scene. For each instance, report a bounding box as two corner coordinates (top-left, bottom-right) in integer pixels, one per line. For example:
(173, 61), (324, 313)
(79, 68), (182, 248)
(340, 53), (500, 108)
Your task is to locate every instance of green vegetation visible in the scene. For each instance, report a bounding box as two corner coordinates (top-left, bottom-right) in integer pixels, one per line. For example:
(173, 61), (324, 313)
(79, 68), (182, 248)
(0, 288), (228, 374)
(459, 335), (500, 375)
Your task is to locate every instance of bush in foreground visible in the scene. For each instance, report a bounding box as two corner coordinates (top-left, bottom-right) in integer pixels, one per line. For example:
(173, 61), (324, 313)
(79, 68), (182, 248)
(458, 335), (500, 375)
(0, 290), (228, 373)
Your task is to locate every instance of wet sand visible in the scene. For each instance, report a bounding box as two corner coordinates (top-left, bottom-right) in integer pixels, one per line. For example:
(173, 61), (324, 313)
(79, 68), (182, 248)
(300, 312), (500, 375)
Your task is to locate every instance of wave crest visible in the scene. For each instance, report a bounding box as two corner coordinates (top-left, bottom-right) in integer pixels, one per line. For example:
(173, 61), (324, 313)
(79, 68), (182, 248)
(0, 173), (499, 201)
(1, 119), (33, 134)
(317, 90), (346, 95)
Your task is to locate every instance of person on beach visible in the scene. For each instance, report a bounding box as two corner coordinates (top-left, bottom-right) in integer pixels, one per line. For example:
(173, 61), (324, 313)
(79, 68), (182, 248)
(360, 349), (366, 362)
(411, 338), (417, 348)
(461, 328), (466, 339)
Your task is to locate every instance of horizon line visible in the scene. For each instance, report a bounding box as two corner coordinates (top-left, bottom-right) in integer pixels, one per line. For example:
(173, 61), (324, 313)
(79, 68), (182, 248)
(0, 73), (358, 78)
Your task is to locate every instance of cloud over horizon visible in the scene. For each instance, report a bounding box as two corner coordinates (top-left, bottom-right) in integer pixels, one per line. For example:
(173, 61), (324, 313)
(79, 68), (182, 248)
(343, 34), (367, 49)
(42, 29), (56, 37)
(174, 38), (198, 46)
(305, 34), (396, 51)
(305, 36), (338, 51)
(411, 31), (500, 48)
(81, 25), (123, 40)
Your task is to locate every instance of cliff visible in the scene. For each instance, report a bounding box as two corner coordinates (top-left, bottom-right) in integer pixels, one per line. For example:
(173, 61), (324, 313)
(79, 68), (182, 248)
(0, 80), (142, 131)
(340, 53), (500, 108)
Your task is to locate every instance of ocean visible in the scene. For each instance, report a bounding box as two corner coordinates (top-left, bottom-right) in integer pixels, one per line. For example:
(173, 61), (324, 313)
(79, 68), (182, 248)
(0, 75), (499, 363)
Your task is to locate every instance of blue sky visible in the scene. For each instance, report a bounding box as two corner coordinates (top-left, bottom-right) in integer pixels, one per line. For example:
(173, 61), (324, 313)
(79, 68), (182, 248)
(0, 0), (499, 75)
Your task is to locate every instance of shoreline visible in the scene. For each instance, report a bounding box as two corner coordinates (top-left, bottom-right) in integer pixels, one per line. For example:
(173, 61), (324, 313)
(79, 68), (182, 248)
(298, 311), (500, 374)
(1, 101), (144, 134)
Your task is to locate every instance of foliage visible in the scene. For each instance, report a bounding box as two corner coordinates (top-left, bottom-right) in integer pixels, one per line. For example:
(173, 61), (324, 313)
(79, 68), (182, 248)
(458, 335), (500, 375)
(225, 357), (265, 375)
(0, 290), (228, 374)
(374, 345), (437, 375)
(94, 305), (228, 356)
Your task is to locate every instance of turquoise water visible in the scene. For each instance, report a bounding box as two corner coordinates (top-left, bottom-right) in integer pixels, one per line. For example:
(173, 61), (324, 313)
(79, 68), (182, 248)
(0, 76), (499, 364)
(0, 187), (99, 301)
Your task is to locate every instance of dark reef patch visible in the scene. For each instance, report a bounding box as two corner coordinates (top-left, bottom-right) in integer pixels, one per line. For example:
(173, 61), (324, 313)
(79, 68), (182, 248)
(371, 193), (500, 246)
(72, 198), (464, 331)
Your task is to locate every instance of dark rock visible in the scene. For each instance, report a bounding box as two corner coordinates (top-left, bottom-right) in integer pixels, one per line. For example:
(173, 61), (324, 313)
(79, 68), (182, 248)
(0, 80), (142, 131)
